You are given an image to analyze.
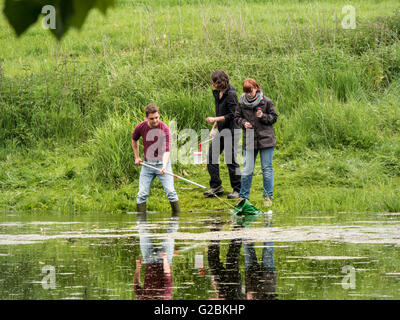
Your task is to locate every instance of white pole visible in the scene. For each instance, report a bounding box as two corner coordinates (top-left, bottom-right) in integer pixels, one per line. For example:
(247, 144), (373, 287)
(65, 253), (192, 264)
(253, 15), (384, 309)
(139, 161), (207, 189)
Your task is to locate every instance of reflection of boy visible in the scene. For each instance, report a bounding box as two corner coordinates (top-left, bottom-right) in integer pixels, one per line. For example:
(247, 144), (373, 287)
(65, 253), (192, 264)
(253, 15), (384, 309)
(133, 213), (178, 300)
(133, 252), (173, 300)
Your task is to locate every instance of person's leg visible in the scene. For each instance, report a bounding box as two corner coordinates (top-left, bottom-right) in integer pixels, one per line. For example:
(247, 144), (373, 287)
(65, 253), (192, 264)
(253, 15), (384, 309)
(225, 131), (242, 194)
(136, 164), (157, 205)
(208, 240), (223, 272)
(206, 135), (224, 189)
(158, 162), (179, 203)
(261, 242), (275, 272)
(243, 241), (259, 271)
(239, 149), (258, 200)
(137, 212), (160, 264)
(260, 147), (274, 199)
(161, 215), (179, 265)
(226, 238), (242, 272)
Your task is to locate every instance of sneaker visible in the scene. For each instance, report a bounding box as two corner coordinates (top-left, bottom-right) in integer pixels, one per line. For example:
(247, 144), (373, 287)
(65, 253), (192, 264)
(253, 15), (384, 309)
(264, 196), (273, 207)
(203, 186), (224, 197)
(227, 191), (240, 199)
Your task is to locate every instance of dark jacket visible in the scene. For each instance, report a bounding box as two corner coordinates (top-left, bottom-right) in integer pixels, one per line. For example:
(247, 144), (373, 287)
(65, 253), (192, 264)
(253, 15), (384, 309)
(212, 84), (239, 132)
(234, 95), (278, 149)
(208, 239), (244, 300)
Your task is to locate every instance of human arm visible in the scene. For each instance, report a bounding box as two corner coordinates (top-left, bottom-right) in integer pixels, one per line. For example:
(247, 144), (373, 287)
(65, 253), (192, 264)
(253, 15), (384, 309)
(209, 121), (218, 138)
(258, 99), (278, 125)
(159, 125), (171, 174)
(161, 252), (171, 275)
(132, 138), (142, 165)
(206, 91), (238, 124)
(222, 91), (238, 124)
(133, 259), (143, 293)
(160, 151), (170, 174)
(206, 115), (225, 124)
(234, 104), (253, 129)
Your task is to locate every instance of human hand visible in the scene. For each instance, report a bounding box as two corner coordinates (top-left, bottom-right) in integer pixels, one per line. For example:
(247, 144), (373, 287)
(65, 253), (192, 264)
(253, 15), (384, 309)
(136, 259), (142, 268)
(206, 117), (216, 124)
(244, 122), (253, 129)
(160, 167), (166, 175)
(210, 128), (216, 139)
(135, 157), (142, 166)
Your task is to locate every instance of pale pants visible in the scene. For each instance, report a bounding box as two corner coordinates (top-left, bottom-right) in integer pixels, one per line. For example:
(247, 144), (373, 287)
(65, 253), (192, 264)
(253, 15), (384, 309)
(136, 161), (179, 204)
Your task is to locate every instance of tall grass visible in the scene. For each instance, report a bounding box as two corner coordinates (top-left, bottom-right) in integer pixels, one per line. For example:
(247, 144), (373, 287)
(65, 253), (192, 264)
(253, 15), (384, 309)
(0, 0), (399, 195)
(278, 99), (383, 152)
(87, 112), (142, 186)
(2, 40), (399, 145)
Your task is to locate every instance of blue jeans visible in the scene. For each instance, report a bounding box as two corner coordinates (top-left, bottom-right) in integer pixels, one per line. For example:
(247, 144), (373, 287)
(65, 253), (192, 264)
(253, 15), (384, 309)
(137, 214), (179, 265)
(239, 147), (274, 199)
(244, 241), (275, 272)
(136, 161), (179, 204)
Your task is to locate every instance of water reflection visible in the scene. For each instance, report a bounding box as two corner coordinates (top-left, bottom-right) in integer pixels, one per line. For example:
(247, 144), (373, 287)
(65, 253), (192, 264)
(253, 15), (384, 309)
(208, 237), (243, 300)
(132, 211), (277, 300)
(133, 211), (179, 300)
(243, 219), (277, 300)
(206, 214), (277, 300)
(2, 212), (400, 300)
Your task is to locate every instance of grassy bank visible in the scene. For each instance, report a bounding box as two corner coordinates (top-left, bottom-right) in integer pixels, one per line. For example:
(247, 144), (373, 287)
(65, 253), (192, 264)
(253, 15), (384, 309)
(1, 142), (399, 214)
(1, 0), (400, 214)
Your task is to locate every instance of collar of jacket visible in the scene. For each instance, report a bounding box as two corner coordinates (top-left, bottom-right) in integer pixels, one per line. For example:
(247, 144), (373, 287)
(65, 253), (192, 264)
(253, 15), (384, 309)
(212, 84), (233, 99)
(239, 91), (265, 109)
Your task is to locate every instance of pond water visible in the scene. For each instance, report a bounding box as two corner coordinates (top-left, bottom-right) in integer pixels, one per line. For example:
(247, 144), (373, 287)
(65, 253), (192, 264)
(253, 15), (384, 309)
(1, 210), (400, 300)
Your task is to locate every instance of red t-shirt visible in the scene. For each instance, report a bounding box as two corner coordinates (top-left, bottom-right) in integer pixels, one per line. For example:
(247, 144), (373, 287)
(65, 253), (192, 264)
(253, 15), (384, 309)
(132, 121), (171, 161)
(134, 263), (173, 300)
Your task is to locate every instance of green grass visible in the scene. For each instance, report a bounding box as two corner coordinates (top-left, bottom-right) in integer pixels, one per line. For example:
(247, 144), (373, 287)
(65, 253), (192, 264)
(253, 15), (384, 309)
(1, 0), (400, 214)
(1, 144), (399, 214)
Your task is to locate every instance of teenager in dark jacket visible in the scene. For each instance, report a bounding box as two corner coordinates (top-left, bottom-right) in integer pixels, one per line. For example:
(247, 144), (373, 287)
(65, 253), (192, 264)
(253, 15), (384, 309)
(204, 70), (241, 199)
(234, 78), (278, 207)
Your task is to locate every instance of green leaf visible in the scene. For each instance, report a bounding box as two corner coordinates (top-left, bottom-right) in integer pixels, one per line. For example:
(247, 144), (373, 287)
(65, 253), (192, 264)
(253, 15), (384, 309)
(3, 0), (116, 40)
(3, 0), (43, 36)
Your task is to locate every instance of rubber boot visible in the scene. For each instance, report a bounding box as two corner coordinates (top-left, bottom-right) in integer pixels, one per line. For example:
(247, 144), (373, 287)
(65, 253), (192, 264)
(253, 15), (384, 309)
(136, 202), (147, 214)
(170, 201), (181, 216)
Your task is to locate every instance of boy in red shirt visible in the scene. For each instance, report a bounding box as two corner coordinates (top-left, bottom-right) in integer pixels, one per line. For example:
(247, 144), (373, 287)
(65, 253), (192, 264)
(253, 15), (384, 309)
(132, 104), (180, 213)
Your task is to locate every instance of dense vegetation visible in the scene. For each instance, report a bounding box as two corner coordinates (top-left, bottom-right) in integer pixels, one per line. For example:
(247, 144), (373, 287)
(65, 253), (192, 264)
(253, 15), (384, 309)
(1, 0), (399, 213)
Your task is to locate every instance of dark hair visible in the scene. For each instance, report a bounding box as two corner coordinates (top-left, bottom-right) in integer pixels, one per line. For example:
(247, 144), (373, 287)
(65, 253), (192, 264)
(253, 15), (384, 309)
(145, 104), (159, 117)
(211, 70), (230, 90)
(243, 78), (261, 93)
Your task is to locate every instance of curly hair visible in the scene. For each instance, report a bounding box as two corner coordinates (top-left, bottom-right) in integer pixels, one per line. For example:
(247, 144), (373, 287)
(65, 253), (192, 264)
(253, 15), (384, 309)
(211, 70), (230, 90)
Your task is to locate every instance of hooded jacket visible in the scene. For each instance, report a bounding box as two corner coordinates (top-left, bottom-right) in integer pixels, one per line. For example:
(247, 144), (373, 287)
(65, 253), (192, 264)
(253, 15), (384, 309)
(212, 84), (239, 132)
(234, 94), (278, 150)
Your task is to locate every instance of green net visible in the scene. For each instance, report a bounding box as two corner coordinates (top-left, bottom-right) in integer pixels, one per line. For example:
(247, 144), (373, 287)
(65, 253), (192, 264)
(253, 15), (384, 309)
(233, 211), (261, 227)
(232, 199), (263, 216)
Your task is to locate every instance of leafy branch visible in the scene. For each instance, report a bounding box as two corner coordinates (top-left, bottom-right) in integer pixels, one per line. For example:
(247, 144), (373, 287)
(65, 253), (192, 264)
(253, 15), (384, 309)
(2, 0), (116, 40)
